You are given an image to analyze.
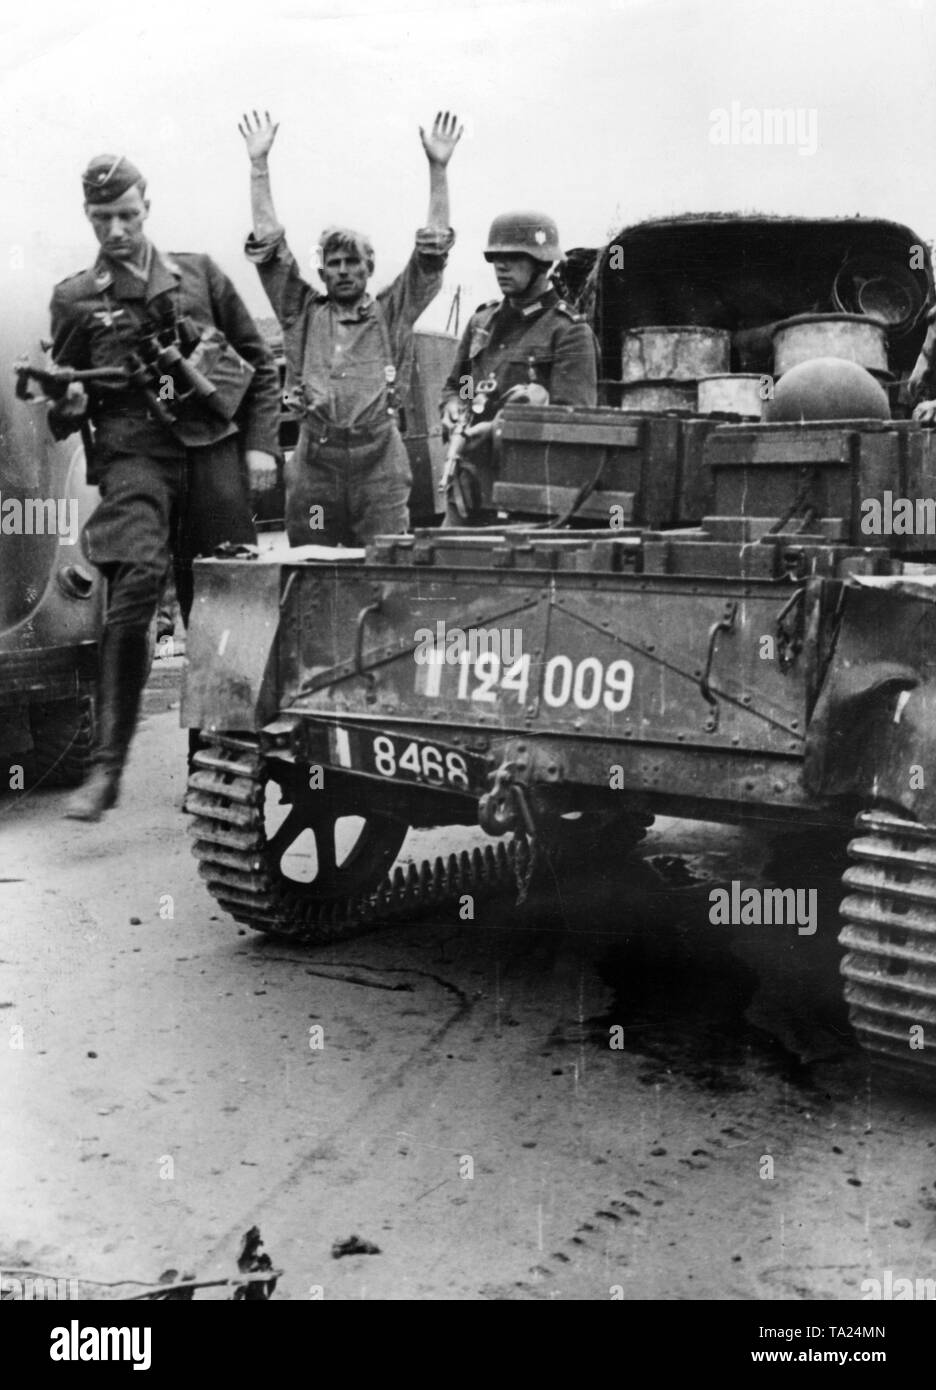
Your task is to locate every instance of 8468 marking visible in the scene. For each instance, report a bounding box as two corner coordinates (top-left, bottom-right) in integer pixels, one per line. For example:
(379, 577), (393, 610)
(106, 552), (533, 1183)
(372, 735), (470, 789)
(329, 725), (479, 792)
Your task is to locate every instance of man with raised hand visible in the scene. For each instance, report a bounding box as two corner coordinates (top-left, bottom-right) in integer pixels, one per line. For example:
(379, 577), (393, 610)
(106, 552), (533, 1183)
(239, 109), (460, 546)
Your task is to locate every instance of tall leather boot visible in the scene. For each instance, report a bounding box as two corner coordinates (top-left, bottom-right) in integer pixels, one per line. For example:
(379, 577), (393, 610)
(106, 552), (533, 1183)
(64, 625), (151, 821)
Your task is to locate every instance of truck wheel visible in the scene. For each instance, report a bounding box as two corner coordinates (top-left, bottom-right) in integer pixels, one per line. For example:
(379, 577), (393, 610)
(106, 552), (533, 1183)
(29, 690), (96, 788)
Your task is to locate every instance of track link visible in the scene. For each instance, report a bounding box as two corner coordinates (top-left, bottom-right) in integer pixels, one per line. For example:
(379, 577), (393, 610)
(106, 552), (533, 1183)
(185, 735), (527, 943)
(839, 809), (936, 1071)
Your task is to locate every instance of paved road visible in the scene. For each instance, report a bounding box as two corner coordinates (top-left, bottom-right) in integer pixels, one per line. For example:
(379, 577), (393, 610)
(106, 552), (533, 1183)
(2, 697), (935, 1301)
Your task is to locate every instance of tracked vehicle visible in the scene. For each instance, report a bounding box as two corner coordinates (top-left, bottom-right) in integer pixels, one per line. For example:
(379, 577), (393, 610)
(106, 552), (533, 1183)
(184, 213), (936, 1075)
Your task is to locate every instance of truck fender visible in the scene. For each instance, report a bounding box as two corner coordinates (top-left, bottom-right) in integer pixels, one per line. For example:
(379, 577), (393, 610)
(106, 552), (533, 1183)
(803, 661), (919, 801)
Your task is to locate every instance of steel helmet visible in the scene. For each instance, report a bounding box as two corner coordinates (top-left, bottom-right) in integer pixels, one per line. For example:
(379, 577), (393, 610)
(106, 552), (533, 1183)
(484, 211), (562, 263)
(764, 358), (891, 423)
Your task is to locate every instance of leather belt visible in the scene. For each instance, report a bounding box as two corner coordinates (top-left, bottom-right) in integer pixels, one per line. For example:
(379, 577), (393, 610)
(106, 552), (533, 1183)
(311, 419), (394, 446)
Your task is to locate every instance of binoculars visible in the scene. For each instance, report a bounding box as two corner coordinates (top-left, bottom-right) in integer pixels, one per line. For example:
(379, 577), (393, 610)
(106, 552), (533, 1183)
(136, 315), (218, 409)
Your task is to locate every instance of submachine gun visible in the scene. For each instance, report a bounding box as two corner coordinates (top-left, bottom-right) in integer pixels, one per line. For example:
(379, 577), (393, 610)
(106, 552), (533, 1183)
(14, 360), (128, 403)
(14, 358), (132, 457)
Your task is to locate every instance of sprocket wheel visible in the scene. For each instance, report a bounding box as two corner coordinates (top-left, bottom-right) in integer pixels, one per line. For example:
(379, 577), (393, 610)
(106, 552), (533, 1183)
(185, 735), (409, 942)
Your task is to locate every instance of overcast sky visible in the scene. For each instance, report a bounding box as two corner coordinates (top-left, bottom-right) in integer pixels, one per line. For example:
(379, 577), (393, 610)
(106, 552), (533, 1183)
(1, 0), (934, 335)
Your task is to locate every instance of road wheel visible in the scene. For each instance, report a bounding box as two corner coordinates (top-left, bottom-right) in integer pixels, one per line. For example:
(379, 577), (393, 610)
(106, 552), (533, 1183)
(29, 689), (96, 788)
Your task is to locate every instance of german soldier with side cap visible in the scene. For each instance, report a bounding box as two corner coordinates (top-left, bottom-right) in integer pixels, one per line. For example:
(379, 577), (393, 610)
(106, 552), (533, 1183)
(439, 211), (599, 525)
(47, 154), (282, 821)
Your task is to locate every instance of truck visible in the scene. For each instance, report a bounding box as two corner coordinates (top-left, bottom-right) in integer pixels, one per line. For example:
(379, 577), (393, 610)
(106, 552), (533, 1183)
(0, 288), (104, 791)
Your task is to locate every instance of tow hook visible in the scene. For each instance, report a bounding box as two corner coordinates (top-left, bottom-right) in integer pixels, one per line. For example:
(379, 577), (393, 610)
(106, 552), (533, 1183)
(478, 743), (564, 903)
(479, 761), (536, 837)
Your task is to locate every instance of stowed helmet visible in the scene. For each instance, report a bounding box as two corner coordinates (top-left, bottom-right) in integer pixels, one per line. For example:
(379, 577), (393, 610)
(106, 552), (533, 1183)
(483, 211), (562, 264)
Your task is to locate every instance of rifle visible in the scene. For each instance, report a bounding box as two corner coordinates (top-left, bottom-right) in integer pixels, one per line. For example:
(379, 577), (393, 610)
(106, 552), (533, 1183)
(439, 376), (498, 519)
(439, 406), (470, 497)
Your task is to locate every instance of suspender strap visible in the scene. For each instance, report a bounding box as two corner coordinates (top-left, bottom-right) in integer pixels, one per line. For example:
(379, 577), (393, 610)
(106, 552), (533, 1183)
(371, 299), (402, 421)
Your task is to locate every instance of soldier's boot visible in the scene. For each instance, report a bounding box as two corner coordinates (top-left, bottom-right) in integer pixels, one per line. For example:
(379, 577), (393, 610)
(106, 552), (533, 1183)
(64, 626), (151, 822)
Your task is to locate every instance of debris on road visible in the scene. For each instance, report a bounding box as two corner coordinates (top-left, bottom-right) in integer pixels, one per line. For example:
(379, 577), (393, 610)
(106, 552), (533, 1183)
(331, 1235), (381, 1259)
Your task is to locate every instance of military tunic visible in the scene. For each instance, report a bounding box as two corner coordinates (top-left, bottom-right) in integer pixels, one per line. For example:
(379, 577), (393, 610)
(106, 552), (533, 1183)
(50, 248), (280, 472)
(442, 287), (598, 415)
(48, 245), (281, 627)
(440, 287), (598, 519)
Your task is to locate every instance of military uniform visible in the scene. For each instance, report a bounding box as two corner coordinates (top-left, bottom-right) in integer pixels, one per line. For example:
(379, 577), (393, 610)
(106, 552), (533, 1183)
(440, 286), (599, 520)
(49, 247), (281, 620)
(52, 153), (281, 820)
(245, 224), (454, 546)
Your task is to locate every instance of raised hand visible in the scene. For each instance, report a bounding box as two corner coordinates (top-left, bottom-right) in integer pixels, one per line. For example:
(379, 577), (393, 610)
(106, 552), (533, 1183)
(419, 110), (463, 167)
(238, 110), (280, 164)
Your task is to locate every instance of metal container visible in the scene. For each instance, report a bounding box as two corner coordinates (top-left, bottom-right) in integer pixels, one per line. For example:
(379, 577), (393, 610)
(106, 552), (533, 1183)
(620, 325), (730, 383)
(831, 254), (926, 337)
(617, 381), (698, 413)
(697, 374), (764, 418)
(771, 313), (889, 377)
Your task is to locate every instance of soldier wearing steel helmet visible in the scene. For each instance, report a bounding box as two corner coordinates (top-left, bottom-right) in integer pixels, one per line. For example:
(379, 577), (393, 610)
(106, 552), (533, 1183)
(439, 210), (598, 524)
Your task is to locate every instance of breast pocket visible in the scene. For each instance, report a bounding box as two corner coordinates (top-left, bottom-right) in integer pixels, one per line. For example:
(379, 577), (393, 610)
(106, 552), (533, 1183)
(505, 350), (556, 390)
